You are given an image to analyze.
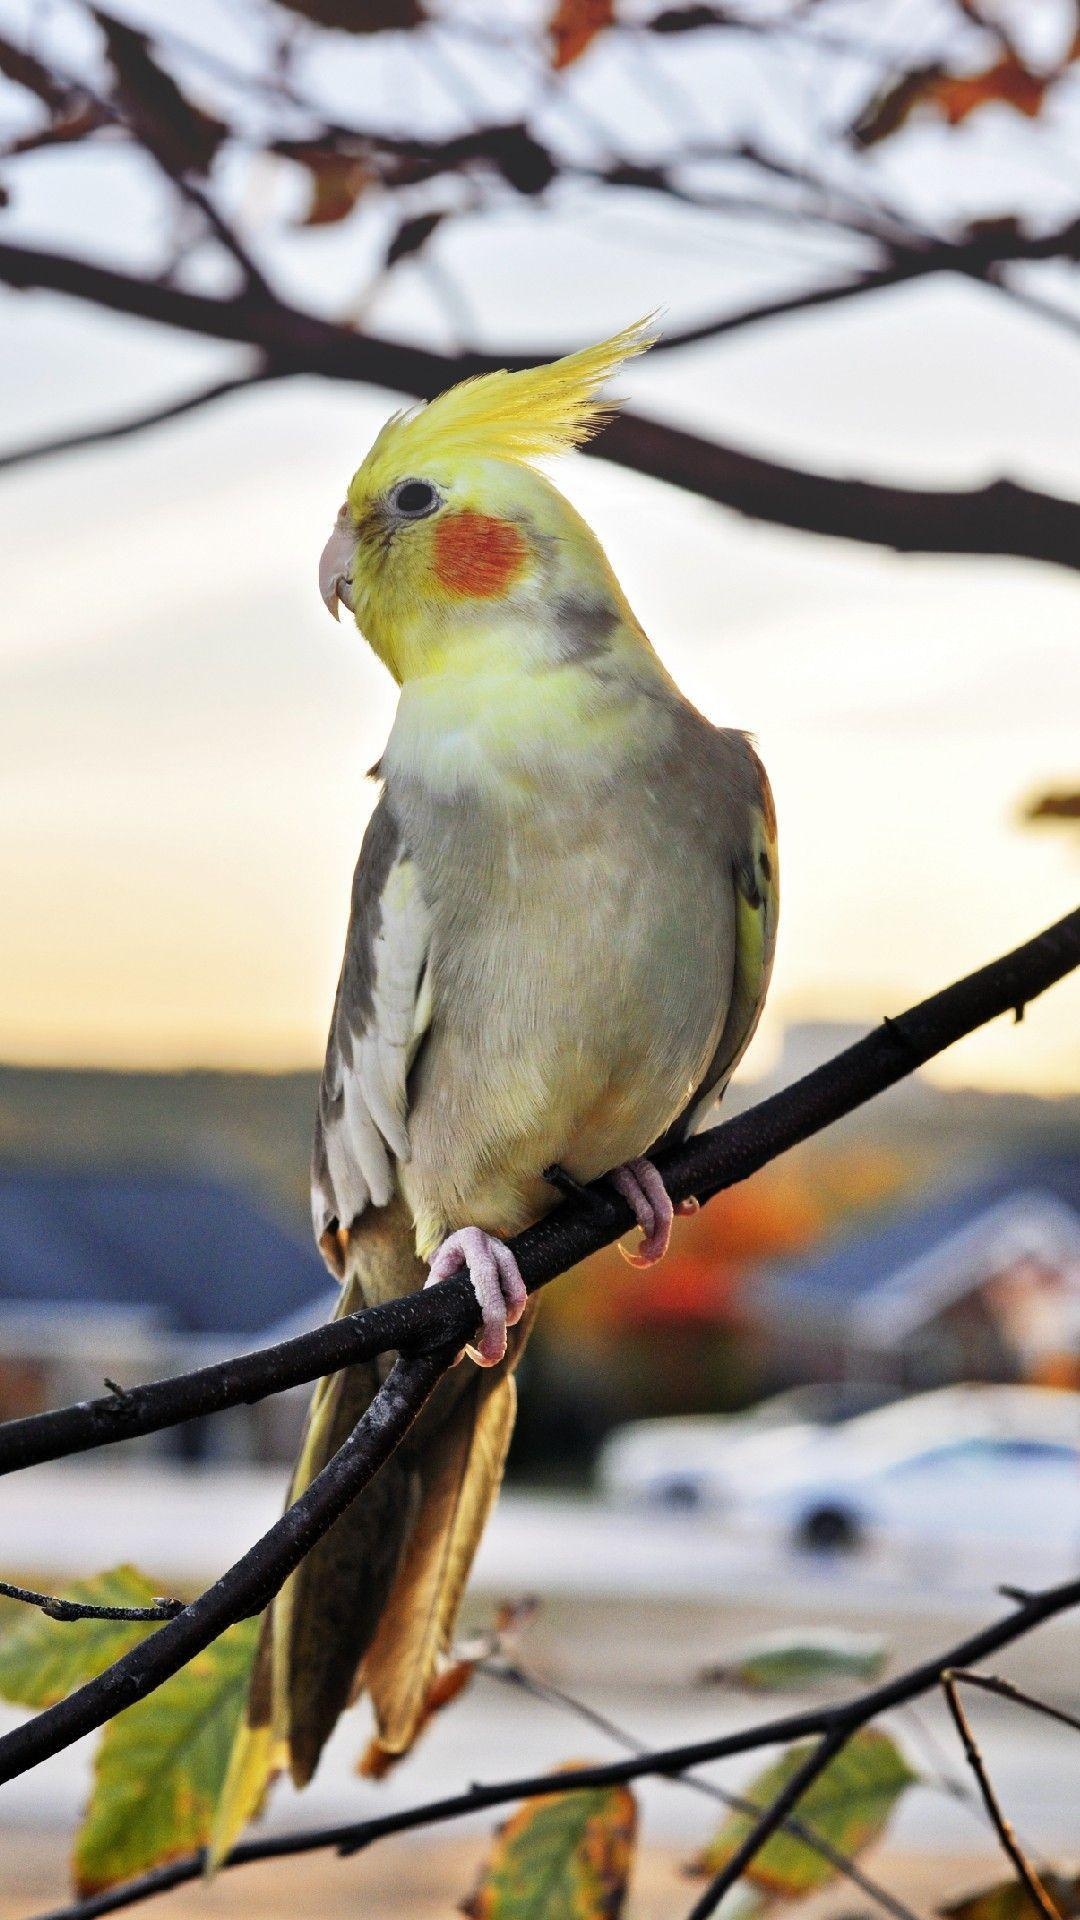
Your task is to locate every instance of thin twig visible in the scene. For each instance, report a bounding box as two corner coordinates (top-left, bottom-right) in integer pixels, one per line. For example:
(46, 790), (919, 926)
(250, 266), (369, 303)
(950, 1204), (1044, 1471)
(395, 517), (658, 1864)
(489, 1660), (926, 1920)
(0, 1581), (183, 1624)
(0, 366), (277, 474)
(166, 175), (272, 301)
(12, 38), (273, 301)
(25, 1576), (1080, 1920)
(987, 273), (1080, 344)
(941, 1672), (1063, 1920)
(949, 1669), (1080, 1739)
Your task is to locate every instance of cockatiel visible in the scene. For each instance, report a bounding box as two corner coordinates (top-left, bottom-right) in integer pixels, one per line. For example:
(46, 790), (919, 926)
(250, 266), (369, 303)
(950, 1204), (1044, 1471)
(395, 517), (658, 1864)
(211, 319), (777, 1852)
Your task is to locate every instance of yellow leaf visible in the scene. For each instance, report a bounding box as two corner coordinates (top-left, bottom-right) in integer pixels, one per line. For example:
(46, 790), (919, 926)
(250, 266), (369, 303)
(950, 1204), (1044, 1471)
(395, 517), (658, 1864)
(207, 1718), (286, 1873)
(463, 1768), (637, 1919)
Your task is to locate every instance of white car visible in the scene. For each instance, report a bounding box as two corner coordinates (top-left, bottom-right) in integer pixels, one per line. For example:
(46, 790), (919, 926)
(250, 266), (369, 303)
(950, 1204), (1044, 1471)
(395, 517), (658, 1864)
(748, 1384), (1080, 1559)
(596, 1383), (895, 1512)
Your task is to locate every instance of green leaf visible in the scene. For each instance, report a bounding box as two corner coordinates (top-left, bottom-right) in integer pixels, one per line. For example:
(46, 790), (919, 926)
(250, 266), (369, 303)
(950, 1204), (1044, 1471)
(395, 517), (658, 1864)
(706, 1630), (890, 1693)
(943, 1873), (1080, 1920)
(74, 1615), (259, 1894)
(688, 1729), (916, 1899)
(463, 1772), (637, 1919)
(0, 1567), (163, 1707)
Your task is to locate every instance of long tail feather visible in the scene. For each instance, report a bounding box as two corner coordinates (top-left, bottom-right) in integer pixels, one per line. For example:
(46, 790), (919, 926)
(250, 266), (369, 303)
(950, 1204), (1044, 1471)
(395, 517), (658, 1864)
(361, 1370), (516, 1763)
(210, 1195), (526, 1865)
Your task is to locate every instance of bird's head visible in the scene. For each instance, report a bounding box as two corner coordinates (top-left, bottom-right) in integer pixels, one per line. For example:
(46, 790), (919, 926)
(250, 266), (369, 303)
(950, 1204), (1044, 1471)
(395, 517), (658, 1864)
(319, 319), (657, 683)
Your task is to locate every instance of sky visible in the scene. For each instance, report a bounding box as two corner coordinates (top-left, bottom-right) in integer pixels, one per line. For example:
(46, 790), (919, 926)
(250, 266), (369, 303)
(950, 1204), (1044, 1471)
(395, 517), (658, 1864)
(0, 2), (1078, 1094)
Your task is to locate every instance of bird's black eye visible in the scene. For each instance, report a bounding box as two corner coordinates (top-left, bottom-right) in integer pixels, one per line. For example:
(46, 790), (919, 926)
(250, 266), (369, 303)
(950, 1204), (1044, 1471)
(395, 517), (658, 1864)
(390, 478), (440, 520)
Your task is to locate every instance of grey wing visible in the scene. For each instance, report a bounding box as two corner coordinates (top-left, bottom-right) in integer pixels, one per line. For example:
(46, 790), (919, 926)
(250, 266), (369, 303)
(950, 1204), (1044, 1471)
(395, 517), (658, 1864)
(311, 796), (433, 1273)
(660, 730), (778, 1148)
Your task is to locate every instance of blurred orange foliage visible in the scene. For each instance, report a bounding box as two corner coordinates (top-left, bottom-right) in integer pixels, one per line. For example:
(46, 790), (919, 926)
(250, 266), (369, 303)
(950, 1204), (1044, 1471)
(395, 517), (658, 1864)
(542, 1146), (911, 1347)
(549, 0), (614, 71)
(852, 33), (1080, 145)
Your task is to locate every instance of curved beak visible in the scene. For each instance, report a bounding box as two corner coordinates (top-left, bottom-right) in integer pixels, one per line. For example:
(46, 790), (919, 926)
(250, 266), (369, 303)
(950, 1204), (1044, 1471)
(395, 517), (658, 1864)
(319, 508), (356, 621)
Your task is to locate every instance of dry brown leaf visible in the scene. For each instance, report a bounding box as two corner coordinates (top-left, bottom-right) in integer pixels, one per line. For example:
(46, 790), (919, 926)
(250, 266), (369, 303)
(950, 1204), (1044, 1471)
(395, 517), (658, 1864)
(95, 11), (227, 176)
(275, 141), (373, 225)
(357, 1656), (475, 1779)
(550, 0), (615, 71)
(851, 40), (1080, 145)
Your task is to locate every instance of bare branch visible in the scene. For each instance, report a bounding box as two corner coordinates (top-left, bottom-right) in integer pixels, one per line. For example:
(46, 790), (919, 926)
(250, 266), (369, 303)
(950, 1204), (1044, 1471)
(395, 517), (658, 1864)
(685, 1724), (851, 1919)
(949, 1669), (1080, 1738)
(989, 273), (1080, 344)
(0, 365), (275, 475)
(0, 238), (1078, 569)
(490, 1661), (926, 1920)
(26, 1576), (1080, 1920)
(164, 174), (272, 301)
(0, 909), (1074, 1800)
(0, 26), (264, 296)
(941, 1672), (1063, 1920)
(0, 906), (1075, 1480)
(595, 414), (1080, 572)
(0, 1581), (182, 1624)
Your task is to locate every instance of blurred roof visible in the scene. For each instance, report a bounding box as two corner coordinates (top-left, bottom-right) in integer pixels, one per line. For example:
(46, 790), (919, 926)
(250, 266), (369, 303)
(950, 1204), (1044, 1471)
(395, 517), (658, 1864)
(0, 1168), (328, 1338)
(760, 1152), (1080, 1341)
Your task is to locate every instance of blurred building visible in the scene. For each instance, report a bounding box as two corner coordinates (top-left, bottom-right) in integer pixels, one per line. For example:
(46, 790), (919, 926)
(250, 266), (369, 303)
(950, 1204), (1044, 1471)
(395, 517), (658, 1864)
(752, 1152), (1080, 1390)
(0, 1168), (329, 1461)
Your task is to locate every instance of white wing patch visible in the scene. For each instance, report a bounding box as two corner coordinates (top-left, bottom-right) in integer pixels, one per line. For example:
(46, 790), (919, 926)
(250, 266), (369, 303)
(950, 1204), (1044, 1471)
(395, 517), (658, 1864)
(354, 860), (431, 1162)
(313, 855), (432, 1250)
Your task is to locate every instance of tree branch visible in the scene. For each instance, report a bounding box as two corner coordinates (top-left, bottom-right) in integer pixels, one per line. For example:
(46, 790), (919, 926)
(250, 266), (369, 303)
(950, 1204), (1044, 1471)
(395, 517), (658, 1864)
(0, 237), (1078, 569)
(0, 908), (1074, 1797)
(0, 1349), (452, 1787)
(948, 1669), (1080, 1739)
(0, 903), (1075, 1481)
(26, 25), (271, 301)
(26, 1576), (1080, 1920)
(490, 1660), (926, 1920)
(595, 415), (1080, 569)
(941, 1672), (1062, 1920)
(686, 1725), (850, 1919)
(0, 366), (275, 474)
(988, 273), (1080, 345)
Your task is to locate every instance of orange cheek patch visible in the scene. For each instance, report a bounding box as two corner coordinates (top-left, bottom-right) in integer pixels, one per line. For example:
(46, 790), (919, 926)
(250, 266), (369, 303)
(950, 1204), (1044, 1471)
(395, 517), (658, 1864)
(433, 512), (528, 599)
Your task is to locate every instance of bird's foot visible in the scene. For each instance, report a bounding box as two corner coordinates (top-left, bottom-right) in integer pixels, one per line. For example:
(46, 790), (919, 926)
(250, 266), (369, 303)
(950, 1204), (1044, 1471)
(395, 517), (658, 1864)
(424, 1227), (528, 1367)
(609, 1157), (698, 1268)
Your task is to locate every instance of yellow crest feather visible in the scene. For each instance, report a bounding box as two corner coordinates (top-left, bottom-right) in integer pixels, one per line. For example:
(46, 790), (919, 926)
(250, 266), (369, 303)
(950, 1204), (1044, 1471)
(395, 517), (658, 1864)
(353, 317), (657, 498)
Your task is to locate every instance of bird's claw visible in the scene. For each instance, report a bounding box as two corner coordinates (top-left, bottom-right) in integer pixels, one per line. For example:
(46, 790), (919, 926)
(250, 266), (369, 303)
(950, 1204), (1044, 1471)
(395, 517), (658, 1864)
(609, 1157), (695, 1267)
(425, 1227), (528, 1367)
